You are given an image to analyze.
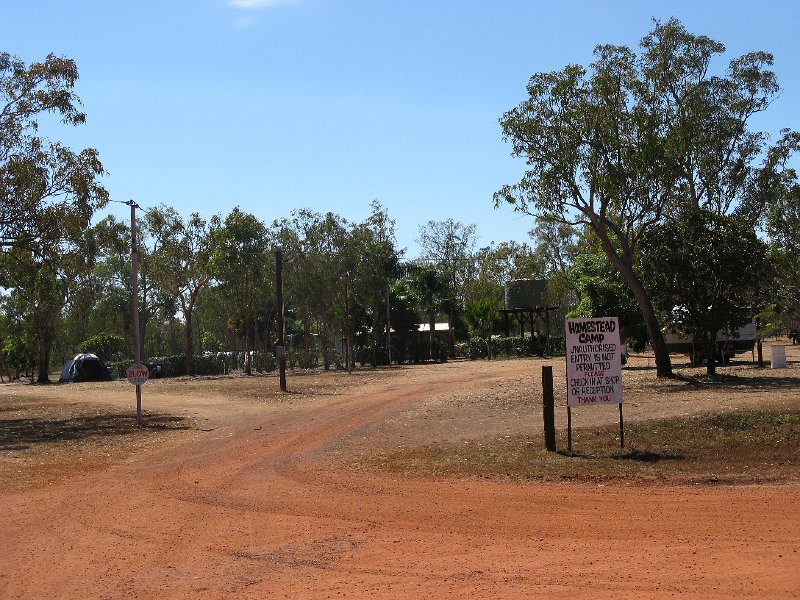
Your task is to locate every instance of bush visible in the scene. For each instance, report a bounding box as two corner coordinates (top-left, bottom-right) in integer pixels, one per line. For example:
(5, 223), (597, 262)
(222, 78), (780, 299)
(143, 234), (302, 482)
(202, 332), (223, 353)
(464, 335), (565, 360)
(2, 337), (35, 379)
(77, 333), (125, 362)
(108, 355), (226, 378)
(251, 351), (276, 373)
(466, 337), (489, 360)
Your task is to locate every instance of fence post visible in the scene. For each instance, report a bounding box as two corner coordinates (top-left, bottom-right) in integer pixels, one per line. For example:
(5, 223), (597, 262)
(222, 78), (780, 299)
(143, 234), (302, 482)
(542, 365), (556, 452)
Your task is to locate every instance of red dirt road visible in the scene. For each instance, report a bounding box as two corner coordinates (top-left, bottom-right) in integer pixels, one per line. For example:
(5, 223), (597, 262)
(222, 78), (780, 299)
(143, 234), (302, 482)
(1, 361), (798, 598)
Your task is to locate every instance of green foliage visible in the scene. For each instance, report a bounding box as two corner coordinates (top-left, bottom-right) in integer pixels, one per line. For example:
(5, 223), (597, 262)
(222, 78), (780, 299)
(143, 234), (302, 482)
(1, 53), (108, 256)
(109, 355), (226, 378)
(463, 298), (501, 340)
(77, 332), (124, 361)
(754, 304), (783, 340)
(202, 331), (223, 353)
(642, 209), (770, 372)
(495, 18), (795, 377)
(568, 253), (649, 351)
(766, 167), (800, 332)
(147, 205), (218, 373)
(464, 335), (560, 360)
(2, 336), (35, 378)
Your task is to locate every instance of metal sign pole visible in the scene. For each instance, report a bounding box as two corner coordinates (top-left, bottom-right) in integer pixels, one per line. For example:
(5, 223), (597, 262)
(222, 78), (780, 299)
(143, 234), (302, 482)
(565, 346), (572, 453)
(619, 403), (625, 449)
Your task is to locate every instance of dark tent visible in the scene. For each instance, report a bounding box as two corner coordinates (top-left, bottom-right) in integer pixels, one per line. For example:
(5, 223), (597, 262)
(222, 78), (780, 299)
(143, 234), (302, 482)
(59, 353), (114, 383)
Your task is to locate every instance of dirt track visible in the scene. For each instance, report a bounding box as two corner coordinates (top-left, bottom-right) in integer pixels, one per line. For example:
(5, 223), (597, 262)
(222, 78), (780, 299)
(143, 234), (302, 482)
(1, 353), (799, 598)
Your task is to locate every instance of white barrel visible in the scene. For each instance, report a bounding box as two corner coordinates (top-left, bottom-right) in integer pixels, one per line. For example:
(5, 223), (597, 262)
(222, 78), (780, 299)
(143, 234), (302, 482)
(771, 345), (787, 369)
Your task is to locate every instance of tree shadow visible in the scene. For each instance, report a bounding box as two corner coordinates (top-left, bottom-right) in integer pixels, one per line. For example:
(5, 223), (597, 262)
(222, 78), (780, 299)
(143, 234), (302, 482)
(669, 372), (800, 390)
(0, 413), (192, 451)
(555, 449), (686, 462)
(612, 449), (686, 463)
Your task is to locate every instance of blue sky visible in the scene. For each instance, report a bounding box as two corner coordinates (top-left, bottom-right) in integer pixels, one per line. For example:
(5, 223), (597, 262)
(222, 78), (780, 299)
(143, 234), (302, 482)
(4, 1), (799, 257)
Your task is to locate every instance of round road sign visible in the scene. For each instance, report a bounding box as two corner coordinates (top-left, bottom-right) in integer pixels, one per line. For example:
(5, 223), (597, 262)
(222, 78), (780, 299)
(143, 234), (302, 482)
(126, 362), (149, 385)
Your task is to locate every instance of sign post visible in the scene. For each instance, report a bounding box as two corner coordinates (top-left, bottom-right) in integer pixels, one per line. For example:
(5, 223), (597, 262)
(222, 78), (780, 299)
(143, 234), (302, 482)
(565, 317), (624, 450)
(126, 362), (149, 426)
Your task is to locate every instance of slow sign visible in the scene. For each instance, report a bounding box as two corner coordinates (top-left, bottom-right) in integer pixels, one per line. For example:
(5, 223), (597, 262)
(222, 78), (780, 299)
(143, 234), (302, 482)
(126, 362), (149, 385)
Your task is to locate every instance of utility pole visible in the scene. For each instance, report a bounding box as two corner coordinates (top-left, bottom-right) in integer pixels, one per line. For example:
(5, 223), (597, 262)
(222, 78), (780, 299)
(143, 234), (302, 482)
(128, 200), (143, 427)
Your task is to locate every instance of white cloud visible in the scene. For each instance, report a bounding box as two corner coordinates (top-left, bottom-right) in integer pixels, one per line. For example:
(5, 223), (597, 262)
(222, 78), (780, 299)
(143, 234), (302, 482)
(229, 0), (297, 8)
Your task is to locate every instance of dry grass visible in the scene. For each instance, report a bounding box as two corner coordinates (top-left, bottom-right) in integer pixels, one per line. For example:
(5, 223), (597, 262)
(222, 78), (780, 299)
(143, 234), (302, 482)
(359, 409), (800, 485)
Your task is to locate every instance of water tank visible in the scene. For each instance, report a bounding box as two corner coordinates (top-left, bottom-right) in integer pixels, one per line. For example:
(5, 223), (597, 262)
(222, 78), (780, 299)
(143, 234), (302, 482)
(505, 279), (548, 309)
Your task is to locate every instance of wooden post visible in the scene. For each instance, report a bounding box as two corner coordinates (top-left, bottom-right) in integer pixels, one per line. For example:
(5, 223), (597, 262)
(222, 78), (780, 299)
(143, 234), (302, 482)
(619, 403), (625, 449)
(345, 276), (353, 374)
(567, 405), (572, 453)
(386, 285), (392, 366)
(542, 365), (556, 452)
(276, 249), (287, 392)
(129, 200), (143, 427)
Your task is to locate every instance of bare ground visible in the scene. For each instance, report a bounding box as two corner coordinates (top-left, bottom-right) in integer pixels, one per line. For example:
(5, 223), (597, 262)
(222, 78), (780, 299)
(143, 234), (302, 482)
(0, 340), (798, 598)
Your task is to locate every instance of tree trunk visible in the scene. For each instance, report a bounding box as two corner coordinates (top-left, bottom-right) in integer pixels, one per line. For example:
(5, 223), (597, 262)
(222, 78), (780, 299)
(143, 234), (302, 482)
(37, 327), (51, 383)
(429, 310), (436, 361)
(448, 313), (455, 359)
(597, 236), (673, 377)
(322, 321), (331, 371)
(488, 319), (494, 360)
(185, 308), (194, 375)
(371, 303), (379, 367)
(303, 318), (313, 369)
(625, 271), (672, 377)
(706, 330), (717, 376)
(244, 314), (252, 375)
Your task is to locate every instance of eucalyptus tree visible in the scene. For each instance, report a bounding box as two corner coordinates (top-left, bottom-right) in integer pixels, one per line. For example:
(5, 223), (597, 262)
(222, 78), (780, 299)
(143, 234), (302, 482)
(763, 142), (800, 335)
(211, 207), (271, 375)
(0, 292), (35, 379)
(642, 209), (770, 374)
(406, 263), (450, 360)
(497, 18), (792, 377)
(348, 201), (400, 366)
(417, 219), (476, 356)
(0, 226), (98, 382)
(528, 218), (581, 314)
(569, 249), (649, 352)
(72, 216), (134, 351)
(1, 53), (107, 257)
(273, 209), (348, 369)
(88, 213), (173, 361)
(463, 241), (543, 352)
(1, 53), (107, 380)
(147, 206), (218, 374)
(0, 251), (59, 381)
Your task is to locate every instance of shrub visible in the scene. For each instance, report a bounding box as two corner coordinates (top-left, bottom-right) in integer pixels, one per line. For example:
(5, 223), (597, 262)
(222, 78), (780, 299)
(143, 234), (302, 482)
(77, 333), (125, 362)
(108, 355), (226, 378)
(467, 337), (489, 360)
(464, 335), (564, 360)
(2, 337), (35, 379)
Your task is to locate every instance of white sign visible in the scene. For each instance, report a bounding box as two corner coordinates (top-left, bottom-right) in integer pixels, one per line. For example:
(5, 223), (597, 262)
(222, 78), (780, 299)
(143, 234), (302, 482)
(126, 362), (149, 385)
(565, 317), (623, 407)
